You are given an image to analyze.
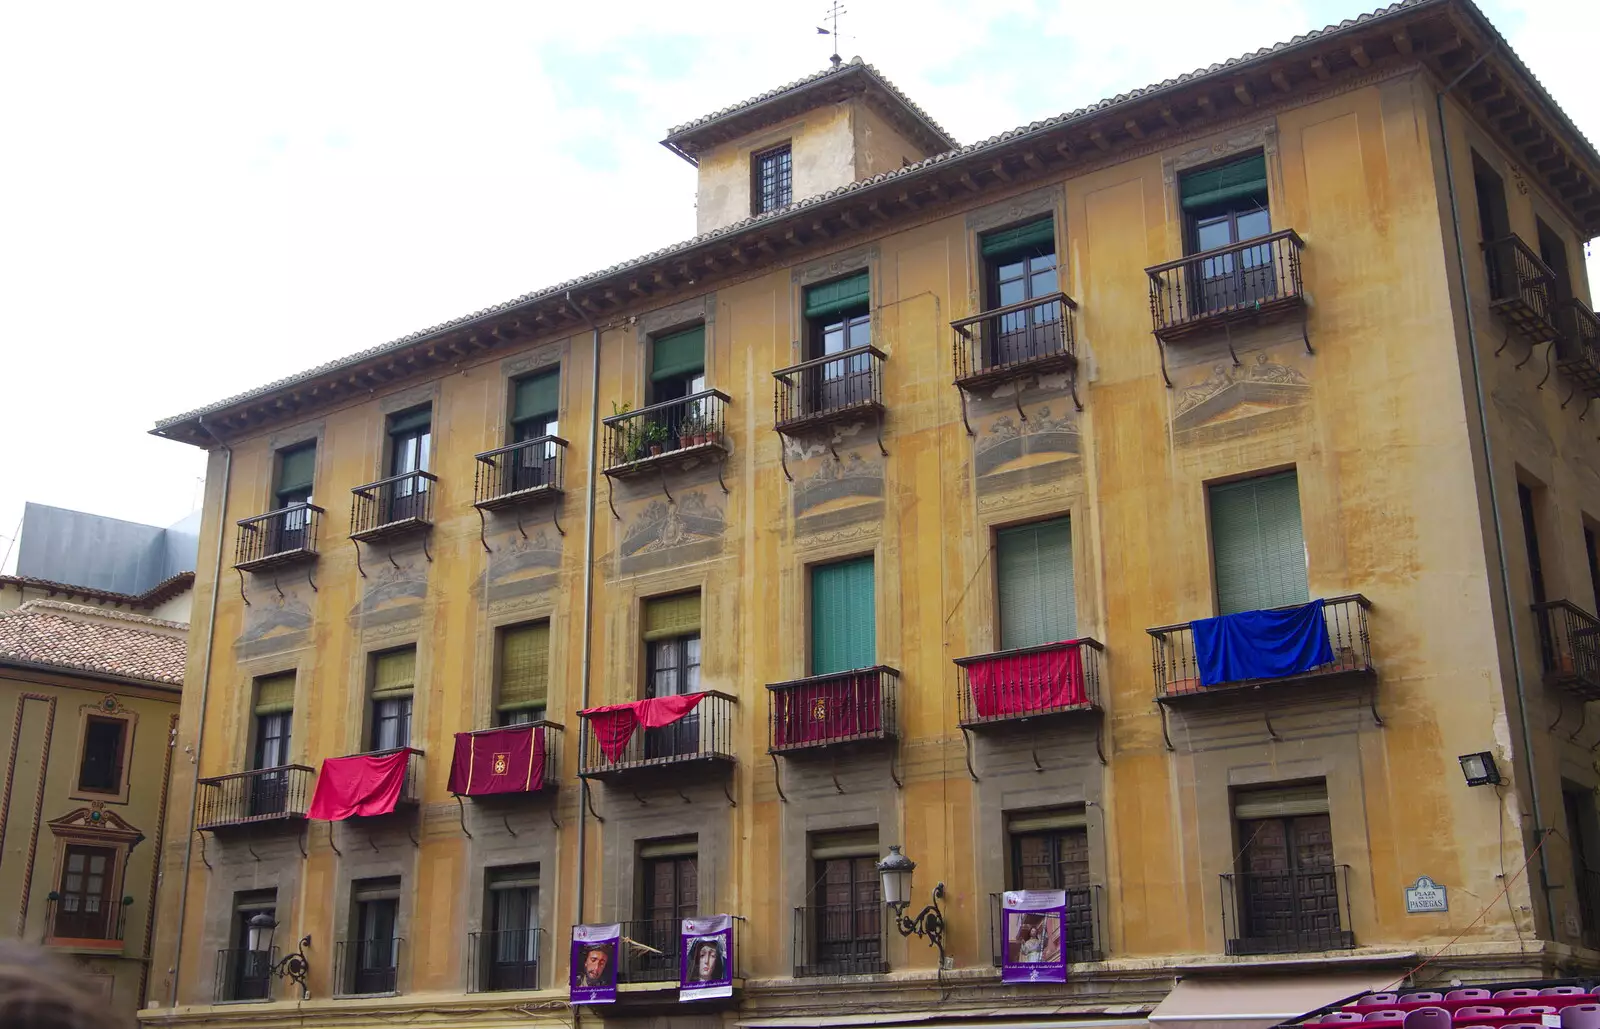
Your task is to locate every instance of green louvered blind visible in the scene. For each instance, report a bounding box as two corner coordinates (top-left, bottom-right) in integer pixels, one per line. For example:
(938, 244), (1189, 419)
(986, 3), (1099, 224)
(804, 272), (871, 320)
(371, 647), (417, 700)
(254, 673), (297, 716)
(498, 622), (550, 713)
(651, 326), (706, 383)
(643, 592), (701, 642)
(1209, 471), (1309, 615)
(997, 517), (1076, 650)
(275, 443), (316, 497)
(1180, 152), (1268, 211)
(388, 406), (432, 435)
(512, 370), (560, 424)
(981, 217), (1056, 257)
(811, 557), (875, 675)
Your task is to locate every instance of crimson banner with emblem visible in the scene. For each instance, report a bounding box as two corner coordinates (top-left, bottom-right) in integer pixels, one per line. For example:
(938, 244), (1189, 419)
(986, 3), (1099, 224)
(448, 725), (545, 796)
(771, 670), (881, 747)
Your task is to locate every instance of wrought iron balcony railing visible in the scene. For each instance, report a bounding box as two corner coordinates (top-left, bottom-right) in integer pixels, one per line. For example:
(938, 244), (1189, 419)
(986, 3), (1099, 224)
(196, 764), (315, 831)
(773, 345), (887, 434)
(455, 722), (562, 794)
(235, 504), (324, 572)
(952, 292), (1079, 389)
(793, 903), (887, 977)
(1150, 595), (1373, 701)
(1483, 234), (1558, 344)
(45, 897), (129, 946)
(1533, 600), (1600, 702)
(577, 691), (737, 779)
(1221, 864), (1353, 956)
(1146, 229), (1306, 342)
(988, 887), (1103, 966)
(768, 666), (898, 753)
(1554, 298), (1600, 400)
(335, 937), (403, 996)
(956, 639), (1104, 728)
(350, 471), (437, 542)
(474, 436), (567, 510)
(214, 947), (277, 1002)
(602, 390), (730, 476)
(468, 928), (544, 992)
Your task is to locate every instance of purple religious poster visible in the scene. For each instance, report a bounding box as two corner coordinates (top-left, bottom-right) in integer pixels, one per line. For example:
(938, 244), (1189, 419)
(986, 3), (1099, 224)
(570, 923), (620, 1004)
(679, 914), (734, 1001)
(1001, 890), (1069, 984)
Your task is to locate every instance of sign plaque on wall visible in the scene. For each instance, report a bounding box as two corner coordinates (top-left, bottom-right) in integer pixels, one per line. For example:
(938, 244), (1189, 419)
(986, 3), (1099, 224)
(1405, 876), (1448, 913)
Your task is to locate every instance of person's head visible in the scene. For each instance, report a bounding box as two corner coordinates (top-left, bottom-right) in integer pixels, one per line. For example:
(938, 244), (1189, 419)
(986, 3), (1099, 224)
(582, 945), (610, 981)
(1015, 923), (1032, 942)
(690, 938), (722, 980)
(0, 941), (125, 1029)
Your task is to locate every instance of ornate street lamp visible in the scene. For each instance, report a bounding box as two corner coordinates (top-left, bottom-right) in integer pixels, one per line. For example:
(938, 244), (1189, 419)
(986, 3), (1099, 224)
(246, 912), (312, 1000)
(876, 845), (946, 967)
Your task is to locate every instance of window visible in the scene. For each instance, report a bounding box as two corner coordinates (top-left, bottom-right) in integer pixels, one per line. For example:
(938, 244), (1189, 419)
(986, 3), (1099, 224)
(752, 143), (792, 215)
(996, 517), (1075, 650)
(807, 829), (881, 973)
(643, 593), (701, 758)
(649, 325), (706, 406)
(1538, 218), (1573, 307)
(250, 673), (295, 816)
(635, 838), (697, 979)
(812, 557), (874, 675)
(270, 442), (316, 554)
(1209, 471), (1308, 616)
(496, 622), (550, 727)
(509, 371), (560, 492)
(52, 845), (115, 940)
(1585, 524), (1600, 616)
(1565, 786), (1600, 947)
(1005, 807), (1095, 961)
(980, 218), (1063, 367)
(803, 273), (872, 415)
(1231, 782), (1344, 953)
(1180, 152), (1273, 314)
(386, 406), (432, 523)
(369, 647), (415, 752)
(225, 890), (277, 1001)
(348, 878), (400, 995)
(1518, 481), (1547, 604)
(77, 717), (127, 795)
(1474, 154), (1511, 298)
(483, 865), (540, 991)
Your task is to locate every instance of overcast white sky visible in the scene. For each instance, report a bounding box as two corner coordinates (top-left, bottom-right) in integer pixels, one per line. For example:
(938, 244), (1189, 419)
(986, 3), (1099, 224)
(1, 0), (1595, 572)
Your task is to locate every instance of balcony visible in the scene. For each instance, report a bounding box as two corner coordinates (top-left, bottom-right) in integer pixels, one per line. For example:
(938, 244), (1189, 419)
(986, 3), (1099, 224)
(45, 896), (129, 950)
(1534, 600), (1600, 702)
(196, 765), (315, 832)
(474, 436), (568, 511)
(956, 639), (1104, 729)
(1220, 865), (1353, 956)
(452, 722), (562, 797)
(1553, 299), (1600, 400)
(610, 917), (744, 986)
(602, 390), (730, 480)
(952, 292), (1079, 390)
(792, 903), (887, 977)
(988, 888), (1103, 966)
(1151, 595), (1373, 703)
(235, 505), (324, 573)
(577, 691), (737, 782)
(214, 948), (276, 1002)
(768, 666), (898, 754)
(1483, 235), (1558, 344)
(468, 928), (544, 992)
(349, 471), (437, 543)
(1146, 230), (1306, 343)
(773, 345), (887, 435)
(335, 938), (403, 997)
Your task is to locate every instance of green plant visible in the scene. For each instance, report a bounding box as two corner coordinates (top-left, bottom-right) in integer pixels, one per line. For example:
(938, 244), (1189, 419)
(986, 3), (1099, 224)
(642, 420), (669, 452)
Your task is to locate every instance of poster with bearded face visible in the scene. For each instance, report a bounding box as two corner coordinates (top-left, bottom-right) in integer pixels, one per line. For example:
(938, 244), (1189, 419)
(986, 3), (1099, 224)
(570, 923), (619, 1004)
(678, 914), (733, 1001)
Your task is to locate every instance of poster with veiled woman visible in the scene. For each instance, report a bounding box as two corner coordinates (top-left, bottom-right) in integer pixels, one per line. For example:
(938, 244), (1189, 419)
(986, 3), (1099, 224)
(1002, 890), (1068, 983)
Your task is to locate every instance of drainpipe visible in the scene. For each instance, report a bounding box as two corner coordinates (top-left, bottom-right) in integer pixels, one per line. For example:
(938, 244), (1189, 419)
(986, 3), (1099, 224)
(166, 416), (232, 1009)
(1435, 50), (1557, 938)
(566, 292), (603, 928)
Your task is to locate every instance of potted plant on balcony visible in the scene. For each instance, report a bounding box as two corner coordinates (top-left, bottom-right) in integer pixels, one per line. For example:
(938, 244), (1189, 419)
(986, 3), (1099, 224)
(680, 408), (708, 448)
(642, 420), (669, 457)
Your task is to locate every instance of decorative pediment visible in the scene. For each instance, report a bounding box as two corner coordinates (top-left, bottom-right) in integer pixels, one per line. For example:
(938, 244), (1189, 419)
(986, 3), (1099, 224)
(48, 803), (144, 848)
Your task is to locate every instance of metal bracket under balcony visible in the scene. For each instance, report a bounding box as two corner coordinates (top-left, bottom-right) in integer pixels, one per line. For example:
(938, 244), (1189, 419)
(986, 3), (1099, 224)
(1553, 299), (1600, 402)
(577, 691), (738, 792)
(1145, 230), (1309, 367)
(234, 505), (324, 574)
(768, 666), (899, 756)
(349, 471), (437, 545)
(1483, 235), (1558, 348)
(951, 292), (1080, 393)
(196, 765), (316, 833)
(1534, 600), (1600, 703)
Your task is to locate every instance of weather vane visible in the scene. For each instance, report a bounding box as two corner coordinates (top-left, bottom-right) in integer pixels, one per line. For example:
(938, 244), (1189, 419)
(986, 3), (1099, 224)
(816, 1), (847, 67)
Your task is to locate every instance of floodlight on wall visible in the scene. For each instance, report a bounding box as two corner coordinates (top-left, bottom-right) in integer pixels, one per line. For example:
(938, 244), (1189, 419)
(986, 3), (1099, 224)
(1459, 751), (1502, 787)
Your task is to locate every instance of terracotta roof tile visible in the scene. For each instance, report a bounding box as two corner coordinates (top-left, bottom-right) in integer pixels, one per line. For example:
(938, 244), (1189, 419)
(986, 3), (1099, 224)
(0, 600), (187, 687)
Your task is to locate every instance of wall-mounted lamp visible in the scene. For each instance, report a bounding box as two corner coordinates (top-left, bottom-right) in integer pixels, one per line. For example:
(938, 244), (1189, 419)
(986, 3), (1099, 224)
(247, 912), (312, 1000)
(876, 845), (946, 967)
(1459, 751), (1502, 787)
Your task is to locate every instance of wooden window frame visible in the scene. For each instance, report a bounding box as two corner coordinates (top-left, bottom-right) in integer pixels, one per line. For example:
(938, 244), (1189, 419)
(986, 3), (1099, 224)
(44, 806), (142, 948)
(751, 142), (793, 216)
(70, 704), (137, 805)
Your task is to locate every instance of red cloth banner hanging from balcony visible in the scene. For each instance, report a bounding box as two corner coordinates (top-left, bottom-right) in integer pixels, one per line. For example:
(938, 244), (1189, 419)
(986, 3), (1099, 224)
(773, 671), (881, 747)
(448, 726), (545, 796)
(582, 693), (707, 763)
(307, 748), (414, 821)
(967, 641), (1085, 718)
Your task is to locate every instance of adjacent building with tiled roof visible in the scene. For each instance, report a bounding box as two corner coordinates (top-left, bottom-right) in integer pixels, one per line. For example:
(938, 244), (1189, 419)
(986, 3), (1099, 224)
(0, 600), (187, 688)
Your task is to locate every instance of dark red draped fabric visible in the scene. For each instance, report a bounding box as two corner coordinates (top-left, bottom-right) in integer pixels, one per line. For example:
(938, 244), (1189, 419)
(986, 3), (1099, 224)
(582, 693), (707, 762)
(448, 726), (545, 795)
(966, 641), (1085, 718)
(773, 671), (881, 747)
(308, 749), (414, 820)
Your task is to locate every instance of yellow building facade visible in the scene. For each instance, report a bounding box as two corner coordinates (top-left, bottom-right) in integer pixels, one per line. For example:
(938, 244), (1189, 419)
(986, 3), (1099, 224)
(142, 3), (1600, 1028)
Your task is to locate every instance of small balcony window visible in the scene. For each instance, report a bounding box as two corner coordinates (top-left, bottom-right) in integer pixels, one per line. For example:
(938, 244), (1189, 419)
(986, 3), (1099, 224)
(473, 866), (541, 992)
(1223, 782), (1352, 955)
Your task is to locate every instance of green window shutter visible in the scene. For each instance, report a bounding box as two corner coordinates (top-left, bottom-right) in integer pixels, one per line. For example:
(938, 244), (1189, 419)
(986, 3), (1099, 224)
(371, 647), (417, 700)
(804, 272), (871, 320)
(513, 370), (560, 423)
(643, 592), (701, 642)
(498, 622), (550, 713)
(811, 557), (875, 675)
(981, 217), (1056, 257)
(996, 517), (1076, 650)
(388, 406), (432, 435)
(1180, 152), (1268, 211)
(275, 443), (316, 496)
(254, 673), (297, 716)
(1209, 471), (1309, 615)
(650, 326), (706, 382)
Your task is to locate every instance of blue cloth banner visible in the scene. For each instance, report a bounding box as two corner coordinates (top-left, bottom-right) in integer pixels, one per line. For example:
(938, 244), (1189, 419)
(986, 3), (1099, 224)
(1192, 599), (1334, 687)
